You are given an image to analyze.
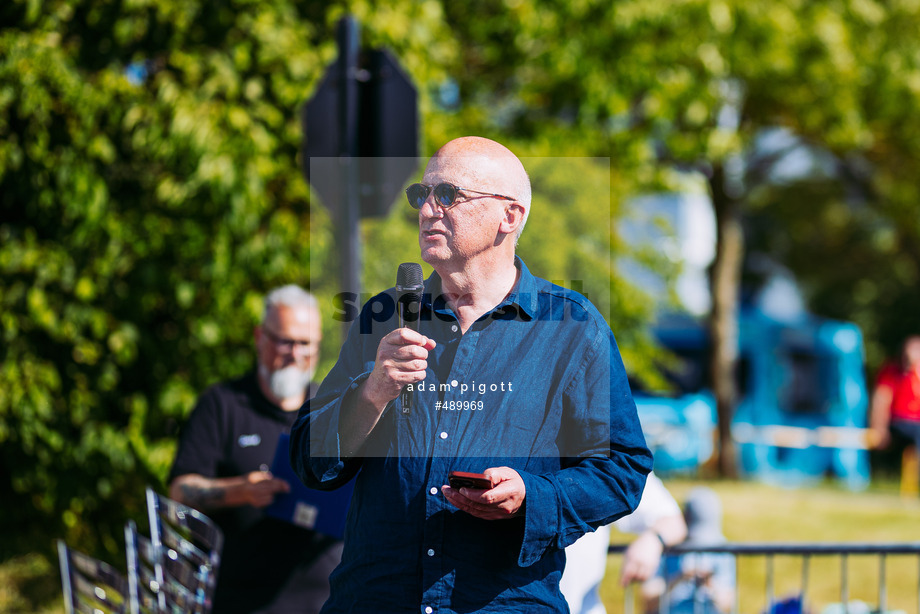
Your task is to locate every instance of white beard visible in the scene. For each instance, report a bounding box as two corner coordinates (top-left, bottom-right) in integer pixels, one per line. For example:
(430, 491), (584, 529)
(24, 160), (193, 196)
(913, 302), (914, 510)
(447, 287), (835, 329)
(262, 364), (312, 401)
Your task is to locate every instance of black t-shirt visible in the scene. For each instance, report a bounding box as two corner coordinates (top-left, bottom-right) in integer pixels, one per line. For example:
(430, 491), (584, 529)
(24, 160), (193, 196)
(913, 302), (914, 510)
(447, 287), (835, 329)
(169, 372), (333, 613)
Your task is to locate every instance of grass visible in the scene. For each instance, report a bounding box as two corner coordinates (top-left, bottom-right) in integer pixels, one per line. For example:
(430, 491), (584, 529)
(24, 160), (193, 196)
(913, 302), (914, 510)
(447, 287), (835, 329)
(6, 477), (920, 613)
(601, 477), (920, 613)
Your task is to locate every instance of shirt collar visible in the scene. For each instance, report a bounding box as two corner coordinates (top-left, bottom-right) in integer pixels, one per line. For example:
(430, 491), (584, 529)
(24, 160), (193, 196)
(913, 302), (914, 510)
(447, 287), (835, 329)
(421, 256), (538, 320)
(505, 256), (538, 319)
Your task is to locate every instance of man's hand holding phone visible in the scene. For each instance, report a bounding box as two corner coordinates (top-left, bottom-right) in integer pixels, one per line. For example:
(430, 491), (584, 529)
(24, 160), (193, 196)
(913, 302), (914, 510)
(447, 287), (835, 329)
(442, 467), (525, 520)
(447, 471), (492, 490)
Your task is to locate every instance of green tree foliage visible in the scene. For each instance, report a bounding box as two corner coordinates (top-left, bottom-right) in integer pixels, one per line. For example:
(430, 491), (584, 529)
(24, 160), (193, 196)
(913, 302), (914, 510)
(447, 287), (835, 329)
(743, 1), (920, 370)
(0, 0), (332, 558)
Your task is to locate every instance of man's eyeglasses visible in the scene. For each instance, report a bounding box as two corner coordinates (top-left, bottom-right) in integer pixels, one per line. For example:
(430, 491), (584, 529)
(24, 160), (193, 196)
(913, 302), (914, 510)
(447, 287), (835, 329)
(405, 183), (516, 210)
(262, 328), (317, 354)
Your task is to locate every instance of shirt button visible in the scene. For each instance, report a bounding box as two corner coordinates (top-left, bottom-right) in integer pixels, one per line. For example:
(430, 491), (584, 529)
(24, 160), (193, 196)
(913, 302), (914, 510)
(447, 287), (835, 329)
(429, 487), (438, 495)
(451, 324), (458, 332)
(427, 549), (435, 557)
(439, 432), (448, 440)
(425, 608), (433, 614)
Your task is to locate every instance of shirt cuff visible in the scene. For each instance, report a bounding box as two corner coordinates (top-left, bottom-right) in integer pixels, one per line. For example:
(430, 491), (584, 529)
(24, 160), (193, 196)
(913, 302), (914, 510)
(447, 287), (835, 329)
(516, 471), (558, 567)
(307, 372), (372, 486)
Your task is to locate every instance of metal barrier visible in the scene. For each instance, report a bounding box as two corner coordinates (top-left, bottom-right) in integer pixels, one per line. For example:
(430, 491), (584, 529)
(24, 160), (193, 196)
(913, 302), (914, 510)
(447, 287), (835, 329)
(608, 542), (920, 614)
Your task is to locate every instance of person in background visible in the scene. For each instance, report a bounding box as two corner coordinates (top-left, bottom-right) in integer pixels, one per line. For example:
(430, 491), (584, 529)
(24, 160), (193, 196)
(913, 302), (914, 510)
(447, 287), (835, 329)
(561, 472), (688, 614)
(869, 335), (920, 470)
(168, 285), (342, 614)
(644, 487), (735, 614)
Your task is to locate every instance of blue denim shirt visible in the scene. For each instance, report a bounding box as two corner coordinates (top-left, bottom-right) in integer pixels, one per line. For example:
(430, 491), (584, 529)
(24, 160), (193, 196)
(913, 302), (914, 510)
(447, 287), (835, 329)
(291, 257), (652, 613)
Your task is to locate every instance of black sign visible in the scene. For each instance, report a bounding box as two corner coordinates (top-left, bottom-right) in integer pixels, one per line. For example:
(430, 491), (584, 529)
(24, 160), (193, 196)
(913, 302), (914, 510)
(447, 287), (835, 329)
(302, 48), (419, 218)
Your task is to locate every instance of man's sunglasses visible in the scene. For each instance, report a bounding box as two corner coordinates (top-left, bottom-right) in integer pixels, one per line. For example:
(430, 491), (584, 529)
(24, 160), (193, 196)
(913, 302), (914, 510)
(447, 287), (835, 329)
(405, 183), (516, 210)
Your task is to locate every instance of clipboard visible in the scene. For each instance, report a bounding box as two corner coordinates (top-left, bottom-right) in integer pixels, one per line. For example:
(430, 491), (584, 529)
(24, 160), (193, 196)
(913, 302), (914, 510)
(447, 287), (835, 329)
(263, 433), (354, 539)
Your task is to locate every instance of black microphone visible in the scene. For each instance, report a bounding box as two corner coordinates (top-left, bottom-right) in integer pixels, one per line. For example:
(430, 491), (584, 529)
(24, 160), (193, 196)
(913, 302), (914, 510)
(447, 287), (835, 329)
(396, 263), (424, 415)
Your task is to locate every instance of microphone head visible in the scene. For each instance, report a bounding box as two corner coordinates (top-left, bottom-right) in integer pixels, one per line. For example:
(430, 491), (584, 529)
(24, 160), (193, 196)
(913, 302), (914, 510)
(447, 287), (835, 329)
(396, 263), (424, 329)
(396, 262), (424, 294)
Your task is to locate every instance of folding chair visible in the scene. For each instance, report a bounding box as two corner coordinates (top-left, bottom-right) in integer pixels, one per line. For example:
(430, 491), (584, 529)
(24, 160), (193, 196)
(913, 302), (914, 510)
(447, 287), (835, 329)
(145, 487), (224, 614)
(57, 539), (136, 614)
(125, 520), (163, 614)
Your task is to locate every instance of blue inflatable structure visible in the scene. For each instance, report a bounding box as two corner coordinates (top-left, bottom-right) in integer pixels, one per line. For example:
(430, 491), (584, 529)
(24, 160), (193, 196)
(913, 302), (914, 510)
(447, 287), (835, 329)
(633, 309), (870, 490)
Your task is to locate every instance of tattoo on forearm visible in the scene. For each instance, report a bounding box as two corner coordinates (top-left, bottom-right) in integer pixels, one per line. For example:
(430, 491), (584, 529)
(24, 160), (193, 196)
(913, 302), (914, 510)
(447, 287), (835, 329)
(179, 484), (225, 510)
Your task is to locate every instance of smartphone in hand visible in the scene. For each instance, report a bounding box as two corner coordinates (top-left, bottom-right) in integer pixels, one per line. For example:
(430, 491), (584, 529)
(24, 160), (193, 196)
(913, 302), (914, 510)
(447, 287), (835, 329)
(448, 471), (492, 490)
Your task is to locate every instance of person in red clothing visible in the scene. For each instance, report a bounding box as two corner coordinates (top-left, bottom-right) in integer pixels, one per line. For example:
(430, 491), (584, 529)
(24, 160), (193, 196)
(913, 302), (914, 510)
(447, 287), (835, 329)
(870, 335), (920, 455)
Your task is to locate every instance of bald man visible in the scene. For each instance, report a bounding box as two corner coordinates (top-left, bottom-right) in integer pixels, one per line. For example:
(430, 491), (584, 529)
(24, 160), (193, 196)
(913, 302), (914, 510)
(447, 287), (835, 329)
(291, 137), (651, 613)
